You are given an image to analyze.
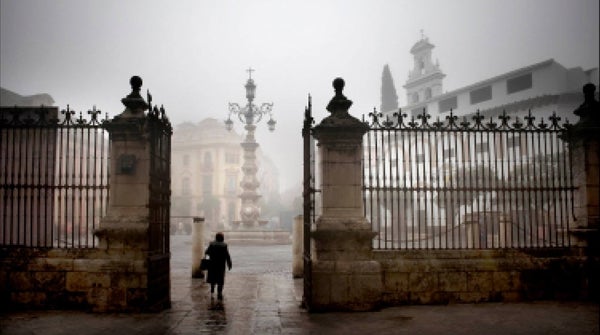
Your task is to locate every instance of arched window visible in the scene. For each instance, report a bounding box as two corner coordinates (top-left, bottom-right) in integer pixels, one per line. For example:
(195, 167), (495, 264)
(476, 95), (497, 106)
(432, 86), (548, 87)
(182, 177), (191, 195)
(425, 87), (432, 100)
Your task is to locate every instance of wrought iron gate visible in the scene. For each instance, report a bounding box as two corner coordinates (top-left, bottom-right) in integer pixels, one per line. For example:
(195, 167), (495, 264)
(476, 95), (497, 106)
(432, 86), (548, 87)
(363, 109), (575, 250)
(302, 96), (317, 309)
(0, 106), (109, 248)
(147, 105), (172, 255)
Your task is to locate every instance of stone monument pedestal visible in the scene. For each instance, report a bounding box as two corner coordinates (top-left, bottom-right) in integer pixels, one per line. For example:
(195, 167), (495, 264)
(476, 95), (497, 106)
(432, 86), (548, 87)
(217, 221), (290, 245)
(307, 78), (382, 311)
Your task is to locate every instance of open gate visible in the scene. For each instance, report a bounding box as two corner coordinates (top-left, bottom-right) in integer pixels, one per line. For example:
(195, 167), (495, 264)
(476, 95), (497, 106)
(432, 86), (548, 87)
(302, 96), (317, 310)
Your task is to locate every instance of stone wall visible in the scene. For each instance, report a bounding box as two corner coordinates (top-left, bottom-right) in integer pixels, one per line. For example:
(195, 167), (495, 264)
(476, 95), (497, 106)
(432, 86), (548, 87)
(374, 248), (596, 306)
(0, 247), (169, 312)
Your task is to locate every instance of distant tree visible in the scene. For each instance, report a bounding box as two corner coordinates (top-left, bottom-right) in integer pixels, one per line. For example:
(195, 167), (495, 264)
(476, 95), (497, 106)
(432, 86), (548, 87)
(381, 64), (399, 113)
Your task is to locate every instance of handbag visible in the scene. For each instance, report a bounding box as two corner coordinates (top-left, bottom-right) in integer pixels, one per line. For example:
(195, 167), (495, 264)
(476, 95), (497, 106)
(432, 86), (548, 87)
(200, 257), (210, 271)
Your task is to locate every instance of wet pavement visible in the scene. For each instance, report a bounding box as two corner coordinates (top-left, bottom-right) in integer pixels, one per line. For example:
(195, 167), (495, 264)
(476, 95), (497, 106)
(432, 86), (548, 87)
(1, 235), (598, 335)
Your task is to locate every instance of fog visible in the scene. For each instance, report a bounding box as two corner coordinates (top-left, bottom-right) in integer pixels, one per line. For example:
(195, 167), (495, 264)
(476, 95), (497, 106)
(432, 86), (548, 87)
(1, 0), (598, 192)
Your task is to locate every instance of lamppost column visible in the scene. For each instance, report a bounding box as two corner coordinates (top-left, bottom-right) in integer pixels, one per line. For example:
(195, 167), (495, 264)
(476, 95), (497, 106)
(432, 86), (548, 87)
(240, 123), (261, 227)
(225, 69), (275, 229)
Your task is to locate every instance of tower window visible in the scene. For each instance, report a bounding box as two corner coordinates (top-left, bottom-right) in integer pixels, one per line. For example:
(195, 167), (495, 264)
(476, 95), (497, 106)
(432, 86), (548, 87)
(419, 59), (425, 74)
(470, 86), (492, 105)
(507, 73), (532, 94)
(425, 88), (432, 100)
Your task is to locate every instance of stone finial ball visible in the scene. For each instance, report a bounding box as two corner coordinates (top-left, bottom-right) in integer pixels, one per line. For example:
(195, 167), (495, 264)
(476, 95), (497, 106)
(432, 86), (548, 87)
(130, 76), (143, 90)
(333, 77), (345, 92)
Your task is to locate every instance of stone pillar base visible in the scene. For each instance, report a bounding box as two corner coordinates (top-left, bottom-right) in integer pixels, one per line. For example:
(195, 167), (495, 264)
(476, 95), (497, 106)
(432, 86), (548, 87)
(95, 215), (150, 251)
(310, 259), (382, 311)
(310, 225), (382, 311)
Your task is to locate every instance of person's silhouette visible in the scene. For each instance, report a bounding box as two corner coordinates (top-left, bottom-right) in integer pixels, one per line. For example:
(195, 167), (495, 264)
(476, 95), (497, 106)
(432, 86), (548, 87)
(204, 232), (232, 300)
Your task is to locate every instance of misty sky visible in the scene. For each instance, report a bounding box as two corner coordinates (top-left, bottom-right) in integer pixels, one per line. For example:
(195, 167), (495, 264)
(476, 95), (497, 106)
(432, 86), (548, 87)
(1, 0), (598, 192)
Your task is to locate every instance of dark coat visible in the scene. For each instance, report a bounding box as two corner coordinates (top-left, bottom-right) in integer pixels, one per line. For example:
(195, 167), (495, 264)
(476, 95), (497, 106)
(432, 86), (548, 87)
(205, 241), (232, 285)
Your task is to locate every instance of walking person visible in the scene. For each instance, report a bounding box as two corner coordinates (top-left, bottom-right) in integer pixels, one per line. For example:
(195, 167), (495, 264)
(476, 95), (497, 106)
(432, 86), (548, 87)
(205, 232), (232, 300)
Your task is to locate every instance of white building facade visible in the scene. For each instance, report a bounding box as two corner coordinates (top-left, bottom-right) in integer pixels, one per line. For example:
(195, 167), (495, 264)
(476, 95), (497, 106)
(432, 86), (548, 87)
(391, 35), (599, 120)
(369, 35), (599, 249)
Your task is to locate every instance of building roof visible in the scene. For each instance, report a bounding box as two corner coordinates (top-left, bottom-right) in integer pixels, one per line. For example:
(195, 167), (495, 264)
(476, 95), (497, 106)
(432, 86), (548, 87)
(172, 118), (242, 145)
(410, 38), (434, 54)
(0, 87), (55, 107)
(432, 59), (556, 102)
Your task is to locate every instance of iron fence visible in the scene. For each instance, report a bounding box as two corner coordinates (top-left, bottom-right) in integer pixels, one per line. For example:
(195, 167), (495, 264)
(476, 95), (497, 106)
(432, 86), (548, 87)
(302, 95), (318, 309)
(0, 106), (110, 248)
(364, 109), (575, 249)
(148, 105), (172, 255)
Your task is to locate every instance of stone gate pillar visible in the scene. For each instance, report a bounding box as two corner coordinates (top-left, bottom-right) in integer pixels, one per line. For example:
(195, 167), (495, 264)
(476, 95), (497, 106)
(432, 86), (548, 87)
(569, 83), (600, 248)
(96, 76), (153, 251)
(567, 83), (599, 301)
(310, 78), (382, 311)
(92, 76), (170, 312)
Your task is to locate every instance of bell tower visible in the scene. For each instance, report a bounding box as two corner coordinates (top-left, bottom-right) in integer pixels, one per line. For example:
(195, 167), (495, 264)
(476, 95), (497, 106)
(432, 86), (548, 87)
(403, 31), (445, 106)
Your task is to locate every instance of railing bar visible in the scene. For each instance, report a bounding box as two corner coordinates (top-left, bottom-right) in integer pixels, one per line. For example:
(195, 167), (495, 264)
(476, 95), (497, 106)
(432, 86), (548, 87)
(70, 125), (75, 247)
(366, 129), (373, 244)
(436, 129), (442, 249)
(23, 125), (29, 245)
(561, 134), (573, 245)
(549, 133), (557, 246)
(381, 129), (388, 249)
(539, 131), (546, 246)
(17, 127), (23, 245)
(402, 132), (408, 250)
(1, 128), (7, 244)
(450, 132), (457, 249)
(378, 130), (384, 248)
(531, 130), (539, 247)
(515, 131), (522, 247)
(389, 128), (396, 249)
(490, 129), (495, 248)
(88, 126), (95, 247)
(34, 127), (40, 246)
(11, 128), (17, 245)
(46, 126), (53, 247)
(394, 128), (401, 249)
(527, 130), (534, 247)
(499, 130), (507, 248)
(425, 125), (431, 249)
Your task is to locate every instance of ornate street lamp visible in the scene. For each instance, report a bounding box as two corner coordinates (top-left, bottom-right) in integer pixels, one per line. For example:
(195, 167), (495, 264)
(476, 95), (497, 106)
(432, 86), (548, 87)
(225, 68), (275, 228)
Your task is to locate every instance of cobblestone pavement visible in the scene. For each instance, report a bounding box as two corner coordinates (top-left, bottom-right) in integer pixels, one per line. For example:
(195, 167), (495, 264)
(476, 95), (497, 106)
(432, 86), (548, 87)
(1, 235), (598, 335)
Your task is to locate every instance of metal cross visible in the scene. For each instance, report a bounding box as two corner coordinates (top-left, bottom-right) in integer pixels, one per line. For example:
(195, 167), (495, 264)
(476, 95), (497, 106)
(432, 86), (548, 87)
(246, 67), (255, 79)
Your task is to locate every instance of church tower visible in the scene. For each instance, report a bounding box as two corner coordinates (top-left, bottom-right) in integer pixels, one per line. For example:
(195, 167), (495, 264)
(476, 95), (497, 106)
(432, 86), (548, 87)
(403, 32), (445, 106)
